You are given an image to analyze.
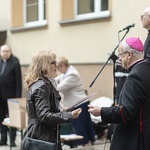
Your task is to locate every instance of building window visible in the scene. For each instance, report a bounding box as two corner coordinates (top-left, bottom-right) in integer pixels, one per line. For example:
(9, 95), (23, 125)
(75, 0), (109, 20)
(24, 0), (47, 27)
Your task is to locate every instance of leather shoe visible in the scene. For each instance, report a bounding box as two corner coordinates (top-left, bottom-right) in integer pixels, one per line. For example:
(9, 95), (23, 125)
(0, 141), (7, 146)
(11, 142), (16, 147)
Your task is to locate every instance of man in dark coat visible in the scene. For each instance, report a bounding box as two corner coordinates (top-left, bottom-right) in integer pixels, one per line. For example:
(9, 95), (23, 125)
(88, 37), (150, 150)
(141, 7), (150, 59)
(0, 44), (22, 146)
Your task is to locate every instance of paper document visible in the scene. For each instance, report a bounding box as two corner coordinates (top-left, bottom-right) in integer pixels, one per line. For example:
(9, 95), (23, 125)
(66, 92), (98, 111)
(60, 134), (77, 138)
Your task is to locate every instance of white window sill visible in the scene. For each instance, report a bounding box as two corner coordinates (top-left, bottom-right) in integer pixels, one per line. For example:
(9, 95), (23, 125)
(59, 14), (111, 25)
(10, 22), (47, 33)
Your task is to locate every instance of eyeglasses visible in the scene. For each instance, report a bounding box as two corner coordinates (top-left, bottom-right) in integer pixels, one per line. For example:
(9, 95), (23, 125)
(141, 14), (147, 19)
(118, 51), (128, 57)
(141, 15), (144, 19)
(51, 60), (57, 66)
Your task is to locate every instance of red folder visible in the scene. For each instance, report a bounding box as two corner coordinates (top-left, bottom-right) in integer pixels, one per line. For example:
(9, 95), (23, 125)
(66, 92), (98, 111)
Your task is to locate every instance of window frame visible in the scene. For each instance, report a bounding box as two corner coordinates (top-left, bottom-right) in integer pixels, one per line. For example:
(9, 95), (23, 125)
(74, 0), (110, 20)
(24, 0), (47, 28)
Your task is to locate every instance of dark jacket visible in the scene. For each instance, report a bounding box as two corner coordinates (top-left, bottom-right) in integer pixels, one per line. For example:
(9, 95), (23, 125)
(21, 77), (72, 150)
(115, 64), (129, 100)
(0, 55), (22, 99)
(144, 30), (150, 59)
(101, 60), (150, 150)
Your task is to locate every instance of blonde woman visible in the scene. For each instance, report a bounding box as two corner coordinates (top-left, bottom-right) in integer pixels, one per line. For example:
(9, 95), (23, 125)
(20, 50), (81, 150)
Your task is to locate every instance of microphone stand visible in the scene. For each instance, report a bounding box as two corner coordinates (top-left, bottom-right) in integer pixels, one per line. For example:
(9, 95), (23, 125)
(89, 29), (130, 105)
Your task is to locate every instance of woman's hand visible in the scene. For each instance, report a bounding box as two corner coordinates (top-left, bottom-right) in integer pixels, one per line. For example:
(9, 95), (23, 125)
(71, 108), (82, 119)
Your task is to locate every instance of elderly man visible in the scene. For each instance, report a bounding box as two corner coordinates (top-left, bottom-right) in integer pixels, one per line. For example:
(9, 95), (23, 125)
(0, 44), (22, 146)
(141, 7), (150, 58)
(88, 37), (150, 150)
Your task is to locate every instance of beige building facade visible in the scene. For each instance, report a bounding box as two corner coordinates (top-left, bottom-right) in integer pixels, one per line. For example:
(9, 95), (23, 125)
(0, 0), (149, 101)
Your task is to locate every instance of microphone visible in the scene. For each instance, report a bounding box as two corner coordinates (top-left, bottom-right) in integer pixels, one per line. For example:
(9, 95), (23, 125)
(118, 23), (135, 32)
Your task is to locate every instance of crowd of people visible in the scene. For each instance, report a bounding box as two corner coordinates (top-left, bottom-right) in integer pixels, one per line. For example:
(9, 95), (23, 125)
(0, 6), (150, 150)
(88, 7), (150, 150)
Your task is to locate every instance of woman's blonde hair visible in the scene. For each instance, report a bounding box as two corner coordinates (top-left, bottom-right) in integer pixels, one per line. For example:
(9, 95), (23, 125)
(24, 50), (56, 89)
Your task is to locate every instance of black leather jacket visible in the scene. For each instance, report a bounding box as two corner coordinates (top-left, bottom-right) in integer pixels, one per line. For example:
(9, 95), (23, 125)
(20, 76), (72, 150)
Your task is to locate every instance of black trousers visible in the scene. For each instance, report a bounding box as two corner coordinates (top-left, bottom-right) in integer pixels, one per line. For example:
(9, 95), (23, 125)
(0, 100), (16, 143)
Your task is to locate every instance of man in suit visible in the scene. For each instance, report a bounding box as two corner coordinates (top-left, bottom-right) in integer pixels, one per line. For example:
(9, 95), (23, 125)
(141, 7), (150, 59)
(0, 44), (22, 146)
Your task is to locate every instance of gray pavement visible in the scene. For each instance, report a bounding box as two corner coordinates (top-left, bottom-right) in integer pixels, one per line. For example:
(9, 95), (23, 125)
(0, 131), (110, 150)
(0, 131), (21, 150)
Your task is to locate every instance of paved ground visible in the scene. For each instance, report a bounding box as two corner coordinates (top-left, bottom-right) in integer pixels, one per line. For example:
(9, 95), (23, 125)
(0, 131), (21, 150)
(0, 132), (110, 150)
